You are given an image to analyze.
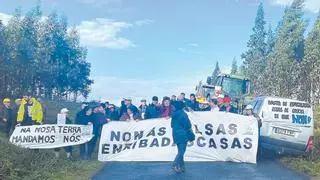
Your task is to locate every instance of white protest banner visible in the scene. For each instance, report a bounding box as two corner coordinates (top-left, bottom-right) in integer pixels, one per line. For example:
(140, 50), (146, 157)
(262, 97), (313, 126)
(10, 124), (94, 149)
(98, 111), (258, 163)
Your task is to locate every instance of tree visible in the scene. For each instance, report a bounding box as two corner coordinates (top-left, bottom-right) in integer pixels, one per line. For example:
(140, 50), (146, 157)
(208, 61), (221, 85)
(264, 0), (306, 97)
(299, 12), (320, 103)
(241, 2), (267, 95)
(0, 5), (93, 100)
(231, 57), (238, 74)
(266, 25), (275, 55)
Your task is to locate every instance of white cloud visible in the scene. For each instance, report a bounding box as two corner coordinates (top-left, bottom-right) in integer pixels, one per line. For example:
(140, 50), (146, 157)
(135, 19), (154, 26)
(188, 43), (198, 47)
(0, 12), (12, 25)
(0, 12), (49, 25)
(270, 0), (320, 13)
(178, 48), (186, 52)
(75, 18), (135, 49)
(88, 73), (209, 105)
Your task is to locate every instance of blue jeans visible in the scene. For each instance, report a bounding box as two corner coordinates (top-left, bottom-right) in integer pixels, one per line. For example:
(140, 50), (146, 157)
(173, 143), (187, 169)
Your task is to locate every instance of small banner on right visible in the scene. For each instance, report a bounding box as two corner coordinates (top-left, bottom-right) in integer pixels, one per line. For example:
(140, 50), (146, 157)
(98, 111), (259, 164)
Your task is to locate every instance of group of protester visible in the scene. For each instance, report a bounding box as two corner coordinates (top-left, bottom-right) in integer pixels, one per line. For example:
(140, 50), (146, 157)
(102, 93), (241, 122)
(0, 92), (255, 162)
(0, 95), (44, 137)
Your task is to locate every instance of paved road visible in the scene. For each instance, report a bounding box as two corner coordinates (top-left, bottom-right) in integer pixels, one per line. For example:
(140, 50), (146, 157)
(92, 159), (309, 180)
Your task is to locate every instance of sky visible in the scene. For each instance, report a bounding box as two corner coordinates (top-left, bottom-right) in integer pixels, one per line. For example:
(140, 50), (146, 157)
(0, 0), (319, 105)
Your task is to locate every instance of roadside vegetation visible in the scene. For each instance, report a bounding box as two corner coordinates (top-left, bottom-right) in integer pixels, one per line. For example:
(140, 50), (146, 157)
(281, 106), (320, 177)
(0, 100), (103, 180)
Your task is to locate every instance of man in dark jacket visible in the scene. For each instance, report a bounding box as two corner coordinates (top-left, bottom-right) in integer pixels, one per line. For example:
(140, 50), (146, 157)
(144, 96), (161, 119)
(0, 98), (14, 137)
(186, 94), (199, 112)
(88, 105), (107, 159)
(106, 104), (119, 121)
(171, 101), (192, 173)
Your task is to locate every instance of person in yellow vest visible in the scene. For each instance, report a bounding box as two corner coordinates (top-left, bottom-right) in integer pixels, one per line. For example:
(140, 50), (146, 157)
(17, 96), (43, 126)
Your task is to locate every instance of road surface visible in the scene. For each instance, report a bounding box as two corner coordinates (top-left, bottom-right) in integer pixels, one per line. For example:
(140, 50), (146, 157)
(92, 159), (309, 180)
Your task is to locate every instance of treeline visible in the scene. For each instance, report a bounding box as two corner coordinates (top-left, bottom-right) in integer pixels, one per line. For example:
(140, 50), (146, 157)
(0, 4), (93, 101)
(210, 0), (320, 105)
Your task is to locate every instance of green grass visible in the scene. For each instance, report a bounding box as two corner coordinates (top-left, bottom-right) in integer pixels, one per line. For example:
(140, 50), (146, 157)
(280, 106), (320, 178)
(0, 99), (104, 180)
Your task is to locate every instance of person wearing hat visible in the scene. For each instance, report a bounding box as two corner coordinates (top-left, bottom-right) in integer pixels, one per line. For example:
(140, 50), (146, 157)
(120, 98), (139, 117)
(219, 96), (237, 114)
(244, 104), (254, 116)
(0, 98), (14, 137)
(198, 98), (211, 111)
(106, 104), (120, 121)
(54, 108), (73, 160)
(144, 96), (161, 119)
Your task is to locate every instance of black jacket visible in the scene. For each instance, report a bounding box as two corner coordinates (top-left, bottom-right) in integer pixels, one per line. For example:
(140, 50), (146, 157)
(144, 104), (161, 119)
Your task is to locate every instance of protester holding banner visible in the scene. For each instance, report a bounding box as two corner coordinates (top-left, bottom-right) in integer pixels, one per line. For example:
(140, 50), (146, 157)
(219, 96), (237, 114)
(160, 96), (174, 119)
(87, 105), (107, 160)
(54, 108), (73, 160)
(106, 104), (120, 121)
(75, 106), (93, 160)
(139, 99), (147, 119)
(17, 96), (43, 126)
(144, 96), (161, 119)
(0, 98), (14, 137)
(171, 101), (193, 173)
(120, 105), (142, 121)
(186, 94), (199, 112)
(209, 99), (220, 112)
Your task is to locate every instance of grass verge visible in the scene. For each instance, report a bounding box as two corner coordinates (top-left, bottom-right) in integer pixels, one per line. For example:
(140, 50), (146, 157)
(280, 106), (320, 178)
(0, 99), (104, 180)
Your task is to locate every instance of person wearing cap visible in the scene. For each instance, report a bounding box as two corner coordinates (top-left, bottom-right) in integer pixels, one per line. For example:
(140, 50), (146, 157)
(186, 94), (199, 112)
(106, 104), (120, 121)
(160, 96), (174, 119)
(54, 108), (73, 160)
(219, 96), (237, 114)
(120, 98), (139, 117)
(17, 96), (43, 126)
(0, 98), (14, 137)
(244, 104), (254, 116)
(139, 99), (147, 119)
(144, 96), (161, 119)
(198, 98), (211, 111)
